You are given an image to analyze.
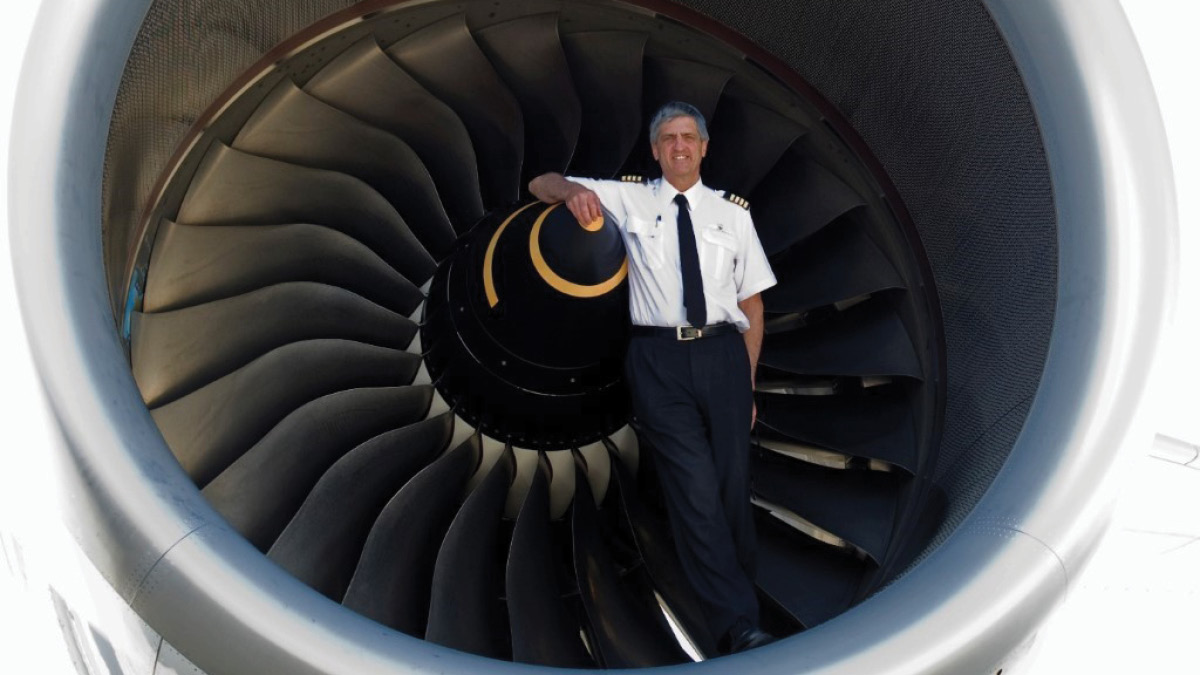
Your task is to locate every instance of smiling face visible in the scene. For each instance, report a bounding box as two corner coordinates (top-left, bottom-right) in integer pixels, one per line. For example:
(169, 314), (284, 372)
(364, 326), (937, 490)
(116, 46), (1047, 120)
(652, 114), (708, 191)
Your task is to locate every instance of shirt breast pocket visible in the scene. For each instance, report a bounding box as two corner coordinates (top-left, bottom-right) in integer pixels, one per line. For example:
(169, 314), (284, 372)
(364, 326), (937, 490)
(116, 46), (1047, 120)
(626, 216), (663, 269)
(700, 226), (738, 281)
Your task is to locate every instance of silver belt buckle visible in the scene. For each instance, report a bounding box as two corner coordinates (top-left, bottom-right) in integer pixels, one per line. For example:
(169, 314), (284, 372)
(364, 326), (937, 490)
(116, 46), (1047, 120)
(676, 326), (703, 341)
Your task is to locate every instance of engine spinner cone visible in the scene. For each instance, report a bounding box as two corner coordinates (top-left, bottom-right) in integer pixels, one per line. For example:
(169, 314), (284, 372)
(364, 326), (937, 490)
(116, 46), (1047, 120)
(423, 202), (631, 450)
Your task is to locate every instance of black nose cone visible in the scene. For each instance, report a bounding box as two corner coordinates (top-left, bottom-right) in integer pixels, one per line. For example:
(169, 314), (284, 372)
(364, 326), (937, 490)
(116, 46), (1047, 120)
(421, 202), (631, 449)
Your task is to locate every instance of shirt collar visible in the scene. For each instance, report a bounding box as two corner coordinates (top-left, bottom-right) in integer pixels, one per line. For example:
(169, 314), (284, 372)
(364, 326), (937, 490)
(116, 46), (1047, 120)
(656, 178), (708, 210)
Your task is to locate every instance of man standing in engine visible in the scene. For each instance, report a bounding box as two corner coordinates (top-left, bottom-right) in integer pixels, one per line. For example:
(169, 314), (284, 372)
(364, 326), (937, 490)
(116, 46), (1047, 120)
(529, 101), (778, 654)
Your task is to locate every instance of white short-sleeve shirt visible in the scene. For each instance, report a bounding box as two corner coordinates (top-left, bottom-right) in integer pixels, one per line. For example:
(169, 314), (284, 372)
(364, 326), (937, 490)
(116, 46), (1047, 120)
(568, 176), (777, 332)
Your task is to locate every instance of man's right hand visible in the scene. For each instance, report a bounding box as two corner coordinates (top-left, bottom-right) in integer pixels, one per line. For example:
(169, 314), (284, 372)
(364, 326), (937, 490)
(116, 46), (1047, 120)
(564, 184), (604, 229)
(529, 173), (604, 229)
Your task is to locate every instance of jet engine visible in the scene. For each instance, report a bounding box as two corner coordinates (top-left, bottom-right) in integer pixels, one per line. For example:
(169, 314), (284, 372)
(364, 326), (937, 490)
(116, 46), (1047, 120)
(8, 0), (1174, 673)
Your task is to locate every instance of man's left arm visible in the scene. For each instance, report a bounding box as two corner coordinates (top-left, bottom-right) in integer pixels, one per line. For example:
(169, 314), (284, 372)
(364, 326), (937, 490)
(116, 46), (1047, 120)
(738, 293), (765, 385)
(733, 208), (776, 429)
(739, 292), (765, 428)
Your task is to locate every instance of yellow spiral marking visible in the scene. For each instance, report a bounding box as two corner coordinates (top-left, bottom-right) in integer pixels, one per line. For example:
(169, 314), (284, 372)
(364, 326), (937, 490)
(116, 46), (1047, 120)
(529, 204), (628, 299)
(483, 201), (541, 308)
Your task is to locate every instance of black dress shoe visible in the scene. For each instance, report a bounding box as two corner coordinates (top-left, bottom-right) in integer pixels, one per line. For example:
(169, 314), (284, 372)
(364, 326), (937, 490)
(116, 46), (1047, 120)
(726, 626), (777, 653)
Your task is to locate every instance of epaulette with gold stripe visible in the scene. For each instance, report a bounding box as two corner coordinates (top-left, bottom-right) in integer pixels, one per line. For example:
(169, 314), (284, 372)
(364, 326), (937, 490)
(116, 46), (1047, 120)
(620, 174), (647, 184)
(723, 192), (750, 210)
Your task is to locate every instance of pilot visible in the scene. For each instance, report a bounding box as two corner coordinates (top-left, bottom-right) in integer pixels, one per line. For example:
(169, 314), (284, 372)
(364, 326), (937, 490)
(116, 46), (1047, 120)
(529, 101), (778, 654)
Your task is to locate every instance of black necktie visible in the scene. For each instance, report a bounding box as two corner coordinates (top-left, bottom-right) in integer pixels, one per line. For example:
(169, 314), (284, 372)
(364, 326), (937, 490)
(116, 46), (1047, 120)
(674, 193), (707, 328)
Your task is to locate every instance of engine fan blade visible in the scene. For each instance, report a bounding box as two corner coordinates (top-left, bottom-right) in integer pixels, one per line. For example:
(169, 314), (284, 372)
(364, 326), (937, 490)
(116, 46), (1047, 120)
(764, 218), (905, 313)
(151, 340), (421, 485)
(387, 14), (523, 207)
(142, 221), (423, 316)
(342, 435), (482, 636)
(757, 386), (918, 473)
(751, 149), (866, 256)
(506, 455), (593, 667)
(560, 30), (647, 177)
(572, 461), (689, 667)
(705, 95), (806, 196)
(756, 516), (867, 629)
(761, 298), (924, 380)
(304, 37), (483, 232)
(426, 445), (516, 659)
(752, 452), (900, 564)
(267, 413), (454, 601)
(132, 282), (416, 407)
(753, 425), (908, 473)
(642, 56), (730, 128)
(202, 386), (433, 550)
(474, 13), (581, 181)
(232, 79), (456, 258)
(176, 143), (436, 284)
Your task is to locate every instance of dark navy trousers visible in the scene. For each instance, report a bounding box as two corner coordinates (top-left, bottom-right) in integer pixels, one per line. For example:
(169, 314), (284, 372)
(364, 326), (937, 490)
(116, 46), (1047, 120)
(624, 331), (759, 640)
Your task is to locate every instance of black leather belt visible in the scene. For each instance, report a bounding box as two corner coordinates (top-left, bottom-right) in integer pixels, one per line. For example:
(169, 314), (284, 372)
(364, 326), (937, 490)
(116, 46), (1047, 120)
(630, 322), (740, 341)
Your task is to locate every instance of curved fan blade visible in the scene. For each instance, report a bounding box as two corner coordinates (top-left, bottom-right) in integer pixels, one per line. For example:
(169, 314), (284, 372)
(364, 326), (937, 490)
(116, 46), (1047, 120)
(751, 150), (866, 256)
(560, 30), (647, 177)
(202, 386), (433, 550)
(753, 424), (903, 473)
(764, 219), (905, 313)
(756, 516), (867, 628)
(342, 435), (481, 637)
(426, 446), (516, 659)
(606, 451), (717, 657)
(386, 14), (523, 207)
(304, 37), (483, 232)
(142, 221), (423, 316)
(760, 299), (923, 380)
(757, 387), (918, 473)
(232, 79), (456, 258)
(506, 456), (593, 667)
(151, 340), (421, 485)
(132, 282), (416, 407)
(572, 461), (689, 667)
(642, 57), (730, 128)
(753, 369), (842, 396)
(751, 452), (899, 563)
(705, 95), (806, 196)
(266, 413), (454, 600)
(474, 13), (581, 180)
(176, 143), (435, 283)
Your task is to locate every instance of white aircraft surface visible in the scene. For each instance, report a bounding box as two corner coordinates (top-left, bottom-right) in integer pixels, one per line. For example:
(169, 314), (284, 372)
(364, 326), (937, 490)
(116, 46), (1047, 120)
(1, 1), (1197, 673)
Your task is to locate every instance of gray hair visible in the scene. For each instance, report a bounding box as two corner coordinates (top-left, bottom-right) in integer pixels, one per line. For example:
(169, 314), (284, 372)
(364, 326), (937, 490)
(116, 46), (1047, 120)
(649, 101), (710, 143)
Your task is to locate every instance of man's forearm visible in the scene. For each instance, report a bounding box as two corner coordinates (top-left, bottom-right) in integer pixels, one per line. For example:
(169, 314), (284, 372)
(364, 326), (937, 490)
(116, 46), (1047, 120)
(529, 172), (604, 227)
(529, 172), (578, 204)
(739, 293), (764, 383)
